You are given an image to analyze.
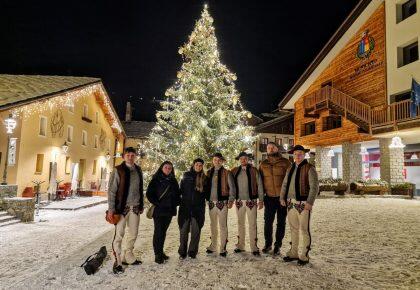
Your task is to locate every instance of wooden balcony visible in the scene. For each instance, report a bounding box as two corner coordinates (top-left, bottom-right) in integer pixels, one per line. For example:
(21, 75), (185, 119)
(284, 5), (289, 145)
(303, 86), (420, 135)
(371, 100), (420, 134)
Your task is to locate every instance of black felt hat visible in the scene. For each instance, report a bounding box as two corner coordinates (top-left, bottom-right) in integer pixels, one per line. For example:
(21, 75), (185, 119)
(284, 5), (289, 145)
(287, 145), (310, 154)
(235, 151), (250, 160)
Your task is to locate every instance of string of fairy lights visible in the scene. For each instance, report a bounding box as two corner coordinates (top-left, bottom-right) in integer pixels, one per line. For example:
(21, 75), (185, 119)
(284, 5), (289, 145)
(10, 83), (122, 133)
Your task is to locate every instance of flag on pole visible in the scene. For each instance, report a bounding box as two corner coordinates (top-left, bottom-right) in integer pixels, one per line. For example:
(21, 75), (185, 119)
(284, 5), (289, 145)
(410, 78), (420, 118)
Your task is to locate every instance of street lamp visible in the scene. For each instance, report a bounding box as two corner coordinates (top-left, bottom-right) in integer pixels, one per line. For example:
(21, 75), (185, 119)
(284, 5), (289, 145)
(61, 141), (69, 154)
(2, 114), (17, 185)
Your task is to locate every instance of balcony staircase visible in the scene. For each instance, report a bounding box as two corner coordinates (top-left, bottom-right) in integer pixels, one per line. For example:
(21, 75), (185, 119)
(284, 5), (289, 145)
(304, 86), (371, 133)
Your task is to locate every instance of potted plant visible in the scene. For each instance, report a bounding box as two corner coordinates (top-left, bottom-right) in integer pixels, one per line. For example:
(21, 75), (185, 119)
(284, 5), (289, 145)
(319, 178), (348, 195)
(350, 179), (389, 195)
(391, 183), (414, 197)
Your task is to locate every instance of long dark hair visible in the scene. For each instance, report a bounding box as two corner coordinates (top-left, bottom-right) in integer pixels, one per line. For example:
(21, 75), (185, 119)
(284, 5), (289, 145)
(154, 160), (176, 179)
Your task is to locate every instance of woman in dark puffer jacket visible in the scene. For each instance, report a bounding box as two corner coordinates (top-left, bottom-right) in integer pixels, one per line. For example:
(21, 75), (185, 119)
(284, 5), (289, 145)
(146, 161), (180, 264)
(178, 158), (207, 259)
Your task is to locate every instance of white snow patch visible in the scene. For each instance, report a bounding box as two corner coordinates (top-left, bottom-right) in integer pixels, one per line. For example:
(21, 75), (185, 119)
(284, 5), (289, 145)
(1, 198), (419, 289)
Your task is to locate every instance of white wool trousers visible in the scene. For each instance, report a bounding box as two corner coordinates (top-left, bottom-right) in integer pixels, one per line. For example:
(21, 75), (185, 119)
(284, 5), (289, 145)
(235, 200), (258, 252)
(286, 201), (312, 262)
(112, 208), (140, 265)
(207, 202), (228, 253)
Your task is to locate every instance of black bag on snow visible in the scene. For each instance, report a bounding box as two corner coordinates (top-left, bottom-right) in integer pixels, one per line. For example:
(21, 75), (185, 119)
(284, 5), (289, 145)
(80, 246), (107, 275)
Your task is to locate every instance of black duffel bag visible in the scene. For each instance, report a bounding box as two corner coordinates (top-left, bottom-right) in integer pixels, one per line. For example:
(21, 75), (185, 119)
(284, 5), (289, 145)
(80, 246), (107, 275)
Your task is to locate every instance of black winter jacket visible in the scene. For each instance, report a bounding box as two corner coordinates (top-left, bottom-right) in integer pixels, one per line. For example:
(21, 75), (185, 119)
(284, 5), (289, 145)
(178, 170), (206, 228)
(146, 173), (180, 218)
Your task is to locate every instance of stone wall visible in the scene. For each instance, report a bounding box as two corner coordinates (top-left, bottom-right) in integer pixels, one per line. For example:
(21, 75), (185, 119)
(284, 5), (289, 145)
(0, 184), (18, 199)
(342, 142), (363, 183)
(379, 138), (405, 185)
(315, 146), (332, 179)
(0, 197), (35, 222)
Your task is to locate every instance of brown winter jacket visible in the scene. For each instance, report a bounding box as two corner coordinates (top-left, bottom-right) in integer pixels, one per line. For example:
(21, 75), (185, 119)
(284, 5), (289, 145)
(259, 153), (291, 197)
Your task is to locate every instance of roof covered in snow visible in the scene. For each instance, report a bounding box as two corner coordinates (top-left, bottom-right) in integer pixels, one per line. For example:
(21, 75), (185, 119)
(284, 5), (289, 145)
(123, 121), (155, 138)
(0, 74), (100, 109)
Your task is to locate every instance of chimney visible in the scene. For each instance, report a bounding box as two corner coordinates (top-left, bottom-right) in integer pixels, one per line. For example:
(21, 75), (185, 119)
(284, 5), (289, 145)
(125, 101), (132, 121)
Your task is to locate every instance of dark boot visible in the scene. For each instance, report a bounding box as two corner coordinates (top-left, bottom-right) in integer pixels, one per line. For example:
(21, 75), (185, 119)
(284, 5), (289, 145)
(297, 259), (309, 266)
(219, 252), (227, 257)
(206, 249), (214, 254)
(234, 248), (244, 253)
(262, 246), (272, 254)
(162, 253), (169, 260)
(155, 254), (165, 264)
(188, 252), (197, 259)
(252, 251), (261, 256)
(122, 260), (142, 265)
(179, 254), (187, 260)
(113, 263), (124, 274)
(273, 245), (280, 256)
(283, 256), (299, 262)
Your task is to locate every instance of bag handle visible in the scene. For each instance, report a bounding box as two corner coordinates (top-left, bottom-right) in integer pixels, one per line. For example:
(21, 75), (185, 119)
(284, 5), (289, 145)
(158, 185), (170, 201)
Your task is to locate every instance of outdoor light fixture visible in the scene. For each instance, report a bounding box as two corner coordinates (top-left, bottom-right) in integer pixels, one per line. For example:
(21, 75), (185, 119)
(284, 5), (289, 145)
(305, 152), (311, 159)
(389, 136), (405, 149)
(4, 114), (17, 134)
(411, 153), (419, 160)
(327, 149), (335, 157)
(105, 152), (111, 161)
(61, 141), (69, 154)
(283, 144), (289, 151)
(360, 147), (369, 155)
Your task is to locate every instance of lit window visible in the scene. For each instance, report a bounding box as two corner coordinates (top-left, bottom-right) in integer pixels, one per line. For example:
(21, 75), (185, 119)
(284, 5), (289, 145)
(65, 156), (71, 174)
(94, 135), (99, 149)
(93, 159), (97, 175)
(83, 104), (88, 118)
(67, 126), (73, 143)
(39, 116), (47, 137)
(35, 154), (44, 174)
(82, 130), (87, 146)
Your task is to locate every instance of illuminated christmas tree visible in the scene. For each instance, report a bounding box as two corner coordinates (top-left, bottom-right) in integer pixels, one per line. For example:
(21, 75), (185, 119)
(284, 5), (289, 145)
(147, 4), (256, 176)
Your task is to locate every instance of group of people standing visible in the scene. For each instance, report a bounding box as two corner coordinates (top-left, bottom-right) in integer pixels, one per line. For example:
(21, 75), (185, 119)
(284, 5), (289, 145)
(107, 143), (319, 274)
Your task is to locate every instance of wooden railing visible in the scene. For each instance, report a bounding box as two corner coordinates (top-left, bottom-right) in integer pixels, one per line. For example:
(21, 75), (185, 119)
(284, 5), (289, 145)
(303, 86), (371, 124)
(303, 86), (420, 131)
(371, 99), (420, 127)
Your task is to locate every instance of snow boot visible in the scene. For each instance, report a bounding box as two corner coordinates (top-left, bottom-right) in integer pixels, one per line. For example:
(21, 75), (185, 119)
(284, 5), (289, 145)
(273, 245), (280, 256)
(206, 249), (214, 254)
(297, 259), (309, 266)
(155, 254), (165, 264)
(283, 256), (299, 262)
(262, 246), (272, 254)
(219, 252), (227, 257)
(113, 264), (124, 274)
(122, 260), (142, 266)
(162, 253), (170, 260)
(234, 248), (244, 253)
(252, 251), (261, 256)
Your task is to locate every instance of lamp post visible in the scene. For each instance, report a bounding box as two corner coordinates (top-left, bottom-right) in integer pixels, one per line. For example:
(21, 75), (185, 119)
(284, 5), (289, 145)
(2, 114), (17, 185)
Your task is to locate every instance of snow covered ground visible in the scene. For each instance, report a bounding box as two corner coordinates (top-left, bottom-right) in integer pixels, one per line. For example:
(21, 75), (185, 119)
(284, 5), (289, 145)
(1, 198), (419, 289)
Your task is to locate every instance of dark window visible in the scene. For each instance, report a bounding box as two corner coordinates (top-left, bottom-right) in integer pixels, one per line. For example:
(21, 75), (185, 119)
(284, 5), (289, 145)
(259, 138), (268, 152)
(391, 91), (411, 103)
(399, 41), (419, 67)
(275, 138), (282, 146)
(402, 0), (417, 21)
(323, 116), (342, 131)
(302, 121), (316, 136)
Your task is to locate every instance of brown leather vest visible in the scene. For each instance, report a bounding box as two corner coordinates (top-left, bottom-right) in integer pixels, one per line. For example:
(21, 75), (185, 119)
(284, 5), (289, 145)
(114, 162), (143, 213)
(285, 160), (313, 200)
(207, 167), (230, 199)
(231, 165), (259, 199)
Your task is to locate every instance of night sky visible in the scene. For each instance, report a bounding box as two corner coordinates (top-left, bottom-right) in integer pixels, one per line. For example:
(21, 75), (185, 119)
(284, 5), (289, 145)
(1, 0), (360, 122)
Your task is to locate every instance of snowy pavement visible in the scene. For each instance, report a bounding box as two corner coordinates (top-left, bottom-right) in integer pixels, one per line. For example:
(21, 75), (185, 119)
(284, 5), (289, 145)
(41, 196), (107, 210)
(1, 198), (419, 289)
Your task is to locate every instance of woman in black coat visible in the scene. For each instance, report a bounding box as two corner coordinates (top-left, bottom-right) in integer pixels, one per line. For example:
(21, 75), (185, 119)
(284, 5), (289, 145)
(146, 161), (180, 264)
(178, 158), (207, 259)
